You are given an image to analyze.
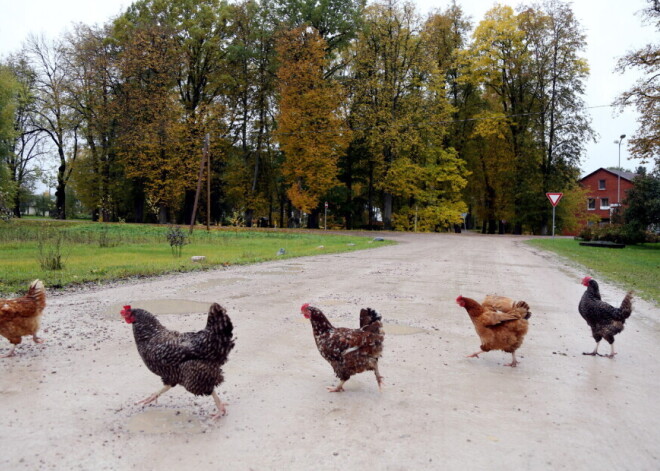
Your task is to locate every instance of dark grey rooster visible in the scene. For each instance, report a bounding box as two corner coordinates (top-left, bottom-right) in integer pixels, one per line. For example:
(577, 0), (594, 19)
(579, 276), (633, 358)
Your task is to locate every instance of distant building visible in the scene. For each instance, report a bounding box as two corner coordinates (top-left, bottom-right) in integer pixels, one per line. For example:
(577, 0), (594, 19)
(579, 168), (637, 225)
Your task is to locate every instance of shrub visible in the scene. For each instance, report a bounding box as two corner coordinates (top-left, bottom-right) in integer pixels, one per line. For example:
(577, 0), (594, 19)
(37, 229), (66, 270)
(166, 225), (188, 257)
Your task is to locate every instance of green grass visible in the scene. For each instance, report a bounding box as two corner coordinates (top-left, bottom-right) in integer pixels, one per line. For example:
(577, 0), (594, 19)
(526, 238), (660, 304)
(0, 220), (394, 296)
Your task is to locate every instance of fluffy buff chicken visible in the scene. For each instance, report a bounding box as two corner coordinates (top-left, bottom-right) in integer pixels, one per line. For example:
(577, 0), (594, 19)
(456, 294), (531, 367)
(121, 303), (235, 418)
(301, 304), (384, 392)
(579, 276), (633, 358)
(0, 280), (46, 358)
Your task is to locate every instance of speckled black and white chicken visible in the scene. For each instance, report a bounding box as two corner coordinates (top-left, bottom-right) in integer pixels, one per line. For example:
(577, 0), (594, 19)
(121, 303), (235, 418)
(301, 304), (384, 392)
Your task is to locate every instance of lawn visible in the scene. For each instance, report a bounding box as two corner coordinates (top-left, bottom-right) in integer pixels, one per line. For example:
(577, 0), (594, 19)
(526, 237), (660, 304)
(0, 220), (393, 296)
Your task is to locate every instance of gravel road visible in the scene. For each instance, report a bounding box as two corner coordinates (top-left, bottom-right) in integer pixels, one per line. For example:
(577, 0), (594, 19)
(1, 232), (658, 470)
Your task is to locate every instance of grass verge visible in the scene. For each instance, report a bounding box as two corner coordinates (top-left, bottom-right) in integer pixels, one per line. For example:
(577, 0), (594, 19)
(0, 220), (394, 296)
(526, 237), (660, 304)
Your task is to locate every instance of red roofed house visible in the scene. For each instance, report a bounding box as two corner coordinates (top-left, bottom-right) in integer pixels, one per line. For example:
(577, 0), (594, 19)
(579, 168), (637, 226)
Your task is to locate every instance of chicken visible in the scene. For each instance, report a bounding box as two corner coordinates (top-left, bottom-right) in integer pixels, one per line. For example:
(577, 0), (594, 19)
(456, 294), (531, 367)
(578, 276), (633, 358)
(301, 304), (384, 392)
(120, 303), (235, 419)
(0, 280), (46, 358)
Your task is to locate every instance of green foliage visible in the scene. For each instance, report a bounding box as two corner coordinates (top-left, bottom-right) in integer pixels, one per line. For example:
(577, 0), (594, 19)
(624, 171), (660, 231)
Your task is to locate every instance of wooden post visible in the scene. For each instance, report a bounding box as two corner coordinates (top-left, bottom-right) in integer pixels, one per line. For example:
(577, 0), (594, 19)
(206, 134), (211, 231)
(189, 134), (210, 234)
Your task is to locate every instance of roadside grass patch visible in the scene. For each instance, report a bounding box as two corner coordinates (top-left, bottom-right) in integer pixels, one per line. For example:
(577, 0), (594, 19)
(0, 220), (394, 296)
(526, 238), (660, 304)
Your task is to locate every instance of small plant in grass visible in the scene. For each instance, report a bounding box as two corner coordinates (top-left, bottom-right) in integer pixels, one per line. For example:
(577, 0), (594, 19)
(37, 229), (66, 270)
(98, 225), (115, 248)
(166, 225), (188, 257)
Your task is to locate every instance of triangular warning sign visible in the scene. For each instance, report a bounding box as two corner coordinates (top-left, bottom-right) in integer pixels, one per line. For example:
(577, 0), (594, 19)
(546, 192), (563, 207)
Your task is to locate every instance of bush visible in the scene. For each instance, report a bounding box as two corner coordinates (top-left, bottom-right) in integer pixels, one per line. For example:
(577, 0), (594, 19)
(578, 224), (656, 245)
(37, 229), (66, 270)
(166, 225), (188, 257)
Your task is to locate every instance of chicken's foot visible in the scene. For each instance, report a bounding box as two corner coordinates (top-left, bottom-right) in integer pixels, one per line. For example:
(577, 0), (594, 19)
(135, 385), (172, 406)
(32, 335), (44, 344)
(604, 344), (617, 359)
(504, 352), (519, 367)
(327, 380), (345, 393)
(583, 341), (604, 357)
(466, 350), (483, 358)
(0, 345), (16, 358)
(211, 391), (228, 419)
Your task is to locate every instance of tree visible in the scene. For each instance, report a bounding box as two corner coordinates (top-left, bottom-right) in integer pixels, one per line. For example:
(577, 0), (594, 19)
(113, 24), (192, 223)
(460, 2), (591, 234)
(275, 26), (350, 220)
(348, 0), (466, 230)
(0, 65), (19, 213)
(615, 0), (659, 167)
(624, 168), (660, 232)
(24, 35), (81, 220)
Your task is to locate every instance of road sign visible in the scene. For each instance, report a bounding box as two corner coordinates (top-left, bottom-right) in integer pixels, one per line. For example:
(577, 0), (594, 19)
(546, 192), (563, 207)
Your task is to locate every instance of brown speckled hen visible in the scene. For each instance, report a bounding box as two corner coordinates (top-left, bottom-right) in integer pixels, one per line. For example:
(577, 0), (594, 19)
(456, 295), (531, 367)
(121, 303), (235, 418)
(301, 304), (384, 392)
(579, 276), (633, 358)
(0, 280), (46, 358)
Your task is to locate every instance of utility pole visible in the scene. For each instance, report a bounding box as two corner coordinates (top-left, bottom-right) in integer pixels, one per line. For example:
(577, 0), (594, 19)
(190, 133), (210, 234)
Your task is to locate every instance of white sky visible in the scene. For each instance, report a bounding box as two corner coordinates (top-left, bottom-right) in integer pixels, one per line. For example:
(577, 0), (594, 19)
(0, 0), (656, 179)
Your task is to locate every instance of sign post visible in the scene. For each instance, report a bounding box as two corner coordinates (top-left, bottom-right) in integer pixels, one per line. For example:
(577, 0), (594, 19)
(546, 192), (563, 237)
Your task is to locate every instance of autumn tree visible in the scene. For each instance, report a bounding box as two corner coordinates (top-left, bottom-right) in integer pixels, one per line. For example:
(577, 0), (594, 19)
(460, 2), (591, 233)
(615, 0), (659, 167)
(114, 24), (191, 223)
(347, 0), (467, 230)
(0, 65), (19, 212)
(275, 26), (350, 222)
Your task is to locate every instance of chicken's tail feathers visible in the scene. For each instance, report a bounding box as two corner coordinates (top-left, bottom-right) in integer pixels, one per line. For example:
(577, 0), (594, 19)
(360, 308), (383, 334)
(206, 302), (234, 336)
(27, 279), (46, 307)
(617, 291), (634, 321)
(513, 300), (532, 319)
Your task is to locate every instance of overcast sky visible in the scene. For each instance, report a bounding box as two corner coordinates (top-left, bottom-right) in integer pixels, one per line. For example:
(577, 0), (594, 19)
(0, 0), (655, 179)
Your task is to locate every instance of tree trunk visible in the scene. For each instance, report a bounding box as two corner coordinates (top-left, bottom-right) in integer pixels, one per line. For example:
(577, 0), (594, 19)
(158, 205), (168, 224)
(383, 193), (393, 230)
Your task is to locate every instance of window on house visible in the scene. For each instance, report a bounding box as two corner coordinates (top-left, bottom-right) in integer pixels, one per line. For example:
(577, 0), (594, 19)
(600, 198), (610, 209)
(599, 179), (606, 190)
(587, 198), (596, 210)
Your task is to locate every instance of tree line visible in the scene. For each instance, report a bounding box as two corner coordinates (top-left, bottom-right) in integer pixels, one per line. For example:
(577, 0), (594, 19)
(0, 0), (653, 233)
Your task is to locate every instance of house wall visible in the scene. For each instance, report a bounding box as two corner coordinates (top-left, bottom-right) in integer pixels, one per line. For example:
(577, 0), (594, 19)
(580, 170), (635, 224)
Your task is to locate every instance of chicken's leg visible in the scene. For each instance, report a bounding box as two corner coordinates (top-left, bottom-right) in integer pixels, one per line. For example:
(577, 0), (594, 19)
(211, 390), (228, 419)
(136, 385), (172, 406)
(32, 335), (44, 344)
(374, 364), (384, 390)
(466, 350), (483, 359)
(605, 343), (617, 359)
(327, 380), (346, 392)
(0, 345), (16, 358)
(583, 341), (603, 357)
(504, 352), (519, 367)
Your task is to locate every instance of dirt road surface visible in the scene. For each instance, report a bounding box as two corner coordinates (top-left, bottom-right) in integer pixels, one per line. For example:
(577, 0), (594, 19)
(1, 232), (659, 470)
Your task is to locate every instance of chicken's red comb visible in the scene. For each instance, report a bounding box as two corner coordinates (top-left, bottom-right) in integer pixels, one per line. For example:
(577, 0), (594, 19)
(121, 305), (131, 315)
(301, 303), (310, 311)
(581, 276), (592, 285)
(455, 295), (463, 302)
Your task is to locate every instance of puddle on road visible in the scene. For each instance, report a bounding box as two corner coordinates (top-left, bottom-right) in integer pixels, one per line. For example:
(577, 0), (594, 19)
(181, 277), (249, 292)
(127, 409), (203, 434)
(103, 299), (211, 320)
(383, 324), (427, 335)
